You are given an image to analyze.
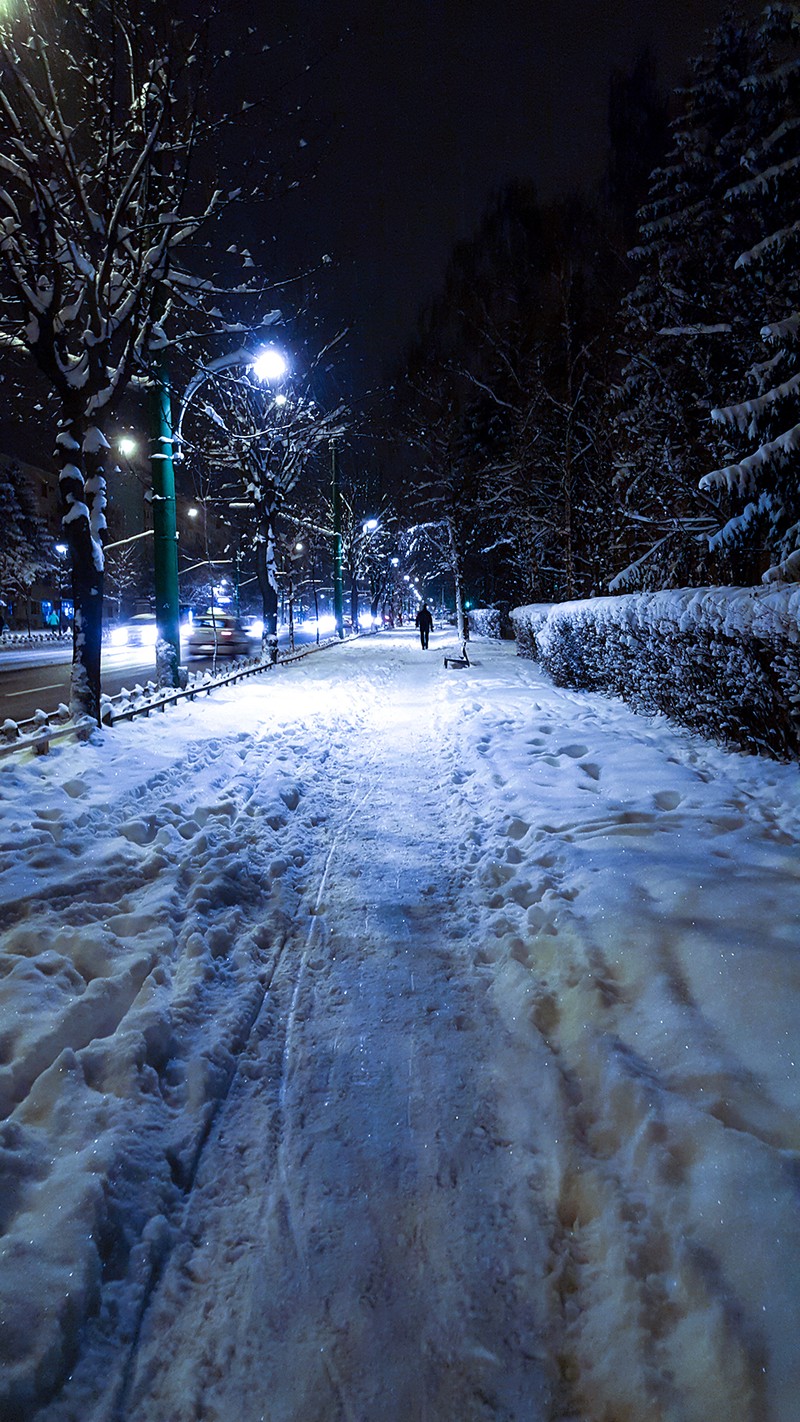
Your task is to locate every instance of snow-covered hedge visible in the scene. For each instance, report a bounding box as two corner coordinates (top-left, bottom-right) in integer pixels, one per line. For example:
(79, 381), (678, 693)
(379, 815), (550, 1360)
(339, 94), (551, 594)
(510, 586), (800, 759)
(467, 606), (503, 638)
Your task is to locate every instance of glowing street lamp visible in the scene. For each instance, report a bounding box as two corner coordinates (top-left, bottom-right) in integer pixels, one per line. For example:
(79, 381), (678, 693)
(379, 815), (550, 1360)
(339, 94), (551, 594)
(118, 436), (137, 459)
(251, 347), (288, 383)
(54, 543), (69, 634)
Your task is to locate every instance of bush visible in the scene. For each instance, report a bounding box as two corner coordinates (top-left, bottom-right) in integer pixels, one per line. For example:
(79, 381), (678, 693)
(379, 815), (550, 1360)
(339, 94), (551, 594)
(510, 587), (800, 759)
(467, 606), (503, 638)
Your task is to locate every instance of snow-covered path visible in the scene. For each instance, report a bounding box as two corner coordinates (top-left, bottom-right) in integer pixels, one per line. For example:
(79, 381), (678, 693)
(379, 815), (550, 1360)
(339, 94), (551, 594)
(122, 665), (555, 1422)
(2, 630), (800, 1421)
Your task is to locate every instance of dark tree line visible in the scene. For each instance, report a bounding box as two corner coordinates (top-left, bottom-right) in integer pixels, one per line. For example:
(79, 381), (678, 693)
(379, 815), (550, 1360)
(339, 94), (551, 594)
(393, 4), (800, 611)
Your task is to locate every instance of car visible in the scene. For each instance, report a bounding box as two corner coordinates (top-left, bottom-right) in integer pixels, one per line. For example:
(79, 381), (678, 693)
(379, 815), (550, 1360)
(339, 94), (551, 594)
(109, 612), (158, 647)
(186, 613), (252, 659)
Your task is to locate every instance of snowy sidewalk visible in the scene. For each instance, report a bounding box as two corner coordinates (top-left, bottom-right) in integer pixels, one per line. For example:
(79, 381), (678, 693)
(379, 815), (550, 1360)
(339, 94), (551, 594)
(1, 630), (800, 1421)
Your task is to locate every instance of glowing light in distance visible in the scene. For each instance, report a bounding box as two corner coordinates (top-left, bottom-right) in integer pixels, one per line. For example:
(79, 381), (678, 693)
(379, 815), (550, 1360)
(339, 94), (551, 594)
(187, 507), (199, 519)
(118, 437), (137, 458)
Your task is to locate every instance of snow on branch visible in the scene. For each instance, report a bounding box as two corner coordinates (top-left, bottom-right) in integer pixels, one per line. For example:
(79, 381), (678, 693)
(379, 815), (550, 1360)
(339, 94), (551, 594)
(710, 371), (800, 432)
(701, 421), (800, 495)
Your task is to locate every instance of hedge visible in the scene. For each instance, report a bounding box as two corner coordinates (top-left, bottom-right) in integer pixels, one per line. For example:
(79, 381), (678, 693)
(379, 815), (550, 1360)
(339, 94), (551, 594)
(510, 587), (800, 759)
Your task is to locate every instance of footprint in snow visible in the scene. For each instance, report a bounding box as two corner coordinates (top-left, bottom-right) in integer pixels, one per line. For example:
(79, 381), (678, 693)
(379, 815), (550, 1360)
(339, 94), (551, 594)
(653, 790), (682, 811)
(119, 817), (159, 845)
(558, 743), (589, 759)
(61, 778), (88, 799)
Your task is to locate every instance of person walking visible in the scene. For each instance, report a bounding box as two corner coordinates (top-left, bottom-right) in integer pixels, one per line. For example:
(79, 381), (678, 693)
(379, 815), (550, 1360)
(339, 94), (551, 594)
(415, 602), (434, 649)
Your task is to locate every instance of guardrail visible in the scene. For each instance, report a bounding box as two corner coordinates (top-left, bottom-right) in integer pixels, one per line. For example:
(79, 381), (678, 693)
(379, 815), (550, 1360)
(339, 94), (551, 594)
(0, 635), (348, 758)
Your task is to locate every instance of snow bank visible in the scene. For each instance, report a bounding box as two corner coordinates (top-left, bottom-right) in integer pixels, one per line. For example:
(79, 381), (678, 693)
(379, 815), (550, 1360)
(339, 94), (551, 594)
(511, 585), (800, 758)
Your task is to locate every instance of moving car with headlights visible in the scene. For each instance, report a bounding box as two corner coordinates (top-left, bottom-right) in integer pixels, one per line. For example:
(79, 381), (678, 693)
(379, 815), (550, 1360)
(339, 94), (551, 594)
(186, 613), (251, 659)
(108, 612), (158, 647)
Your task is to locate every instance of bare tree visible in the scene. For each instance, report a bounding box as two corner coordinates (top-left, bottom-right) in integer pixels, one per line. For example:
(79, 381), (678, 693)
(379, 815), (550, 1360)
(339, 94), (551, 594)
(179, 357), (347, 660)
(103, 539), (145, 622)
(0, 0), (274, 718)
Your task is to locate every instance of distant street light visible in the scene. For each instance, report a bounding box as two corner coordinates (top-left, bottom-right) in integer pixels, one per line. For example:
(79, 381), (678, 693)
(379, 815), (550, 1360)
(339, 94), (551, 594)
(118, 436), (137, 458)
(54, 543), (69, 634)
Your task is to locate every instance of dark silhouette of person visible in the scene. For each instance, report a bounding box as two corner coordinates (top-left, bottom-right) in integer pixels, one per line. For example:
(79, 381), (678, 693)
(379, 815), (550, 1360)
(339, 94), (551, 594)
(415, 603), (434, 649)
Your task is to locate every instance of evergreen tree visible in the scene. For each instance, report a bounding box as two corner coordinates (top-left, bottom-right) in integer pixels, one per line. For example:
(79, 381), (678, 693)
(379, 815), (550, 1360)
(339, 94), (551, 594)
(701, 3), (800, 582)
(0, 462), (54, 613)
(611, 11), (764, 590)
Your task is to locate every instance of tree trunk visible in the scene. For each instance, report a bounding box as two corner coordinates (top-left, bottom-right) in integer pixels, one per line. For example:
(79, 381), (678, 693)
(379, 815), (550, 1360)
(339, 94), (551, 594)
(255, 491), (279, 663)
(311, 554), (320, 643)
(447, 517), (466, 640)
(56, 415), (107, 723)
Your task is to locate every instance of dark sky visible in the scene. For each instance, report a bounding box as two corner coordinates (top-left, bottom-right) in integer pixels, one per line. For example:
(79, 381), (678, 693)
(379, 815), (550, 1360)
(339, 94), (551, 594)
(257, 0), (762, 395)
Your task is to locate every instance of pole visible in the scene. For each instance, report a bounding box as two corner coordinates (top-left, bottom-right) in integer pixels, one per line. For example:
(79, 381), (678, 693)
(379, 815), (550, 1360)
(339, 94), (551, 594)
(331, 438), (344, 638)
(149, 362), (182, 687)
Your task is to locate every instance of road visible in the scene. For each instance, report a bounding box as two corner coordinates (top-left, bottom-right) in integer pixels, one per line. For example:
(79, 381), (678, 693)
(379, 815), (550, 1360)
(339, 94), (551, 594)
(0, 628), (322, 721)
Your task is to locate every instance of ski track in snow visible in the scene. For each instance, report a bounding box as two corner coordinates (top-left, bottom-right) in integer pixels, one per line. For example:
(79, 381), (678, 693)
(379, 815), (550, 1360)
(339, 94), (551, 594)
(1, 631), (799, 1421)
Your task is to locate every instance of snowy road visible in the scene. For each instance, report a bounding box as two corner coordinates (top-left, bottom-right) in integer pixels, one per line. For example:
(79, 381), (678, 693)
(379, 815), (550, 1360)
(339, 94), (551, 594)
(2, 630), (800, 1421)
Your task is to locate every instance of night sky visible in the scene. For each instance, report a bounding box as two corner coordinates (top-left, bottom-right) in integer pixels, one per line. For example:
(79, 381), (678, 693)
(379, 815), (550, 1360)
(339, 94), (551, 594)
(256, 0), (762, 395)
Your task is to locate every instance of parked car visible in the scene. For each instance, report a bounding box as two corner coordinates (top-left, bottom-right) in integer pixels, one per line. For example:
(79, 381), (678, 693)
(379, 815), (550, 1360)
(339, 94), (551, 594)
(186, 614), (251, 659)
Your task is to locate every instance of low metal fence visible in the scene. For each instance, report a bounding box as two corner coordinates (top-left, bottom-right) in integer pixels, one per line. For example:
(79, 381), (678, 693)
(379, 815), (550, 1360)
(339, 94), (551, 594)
(0, 636), (346, 759)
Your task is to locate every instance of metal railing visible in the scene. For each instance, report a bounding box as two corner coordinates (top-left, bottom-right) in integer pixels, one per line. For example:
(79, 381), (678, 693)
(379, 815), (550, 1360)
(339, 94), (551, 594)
(0, 635), (348, 757)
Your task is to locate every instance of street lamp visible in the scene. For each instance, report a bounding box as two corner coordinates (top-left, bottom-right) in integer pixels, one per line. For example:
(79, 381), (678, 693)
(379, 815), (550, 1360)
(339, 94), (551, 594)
(54, 542), (69, 634)
(251, 347), (289, 383)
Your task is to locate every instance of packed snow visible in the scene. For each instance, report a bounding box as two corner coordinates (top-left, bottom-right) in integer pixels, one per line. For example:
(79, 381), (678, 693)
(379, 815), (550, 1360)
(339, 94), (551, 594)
(1, 629), (799, 1421)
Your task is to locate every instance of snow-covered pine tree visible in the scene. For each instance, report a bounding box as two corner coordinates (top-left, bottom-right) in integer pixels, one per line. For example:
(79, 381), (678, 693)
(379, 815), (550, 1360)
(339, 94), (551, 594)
(701, 3), (800, 582)
(0, 1), (275, 719)
(0, 461), (53, 623)
(612, 10), (764, 591)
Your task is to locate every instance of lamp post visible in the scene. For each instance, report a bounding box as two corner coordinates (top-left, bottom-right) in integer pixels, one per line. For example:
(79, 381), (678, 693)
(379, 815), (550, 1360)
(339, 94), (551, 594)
(147, 365), (182, 687)
(55, 542), (68, 634)
(331, 438), (343, 638)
